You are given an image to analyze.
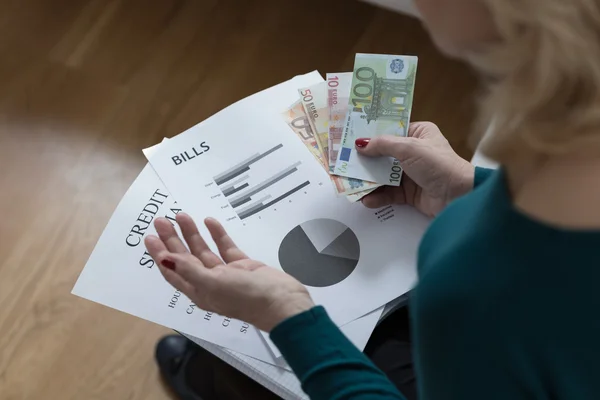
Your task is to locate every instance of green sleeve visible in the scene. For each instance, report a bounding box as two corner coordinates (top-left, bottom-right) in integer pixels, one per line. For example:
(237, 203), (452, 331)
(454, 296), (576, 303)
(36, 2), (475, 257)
(270, 306), (405, 400)
(474, 167), (495, 188)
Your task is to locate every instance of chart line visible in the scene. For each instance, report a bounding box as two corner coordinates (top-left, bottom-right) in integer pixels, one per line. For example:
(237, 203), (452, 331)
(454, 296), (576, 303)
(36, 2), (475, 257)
(236, 195), (272, 216)
(221, 175), (249, 192)
(223, 183), (249, 197)
(239, 181), (310, 220)
(213, 144), (283, 185)
(229, 162), (301, 208)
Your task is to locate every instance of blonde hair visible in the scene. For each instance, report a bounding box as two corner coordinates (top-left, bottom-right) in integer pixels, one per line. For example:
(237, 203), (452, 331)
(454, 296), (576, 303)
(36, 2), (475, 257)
(470, 0), (600, 162)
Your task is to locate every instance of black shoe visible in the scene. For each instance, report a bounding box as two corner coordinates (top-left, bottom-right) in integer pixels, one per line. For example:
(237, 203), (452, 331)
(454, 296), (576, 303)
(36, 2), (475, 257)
(155, 334), (283, 400)
(155, 335), (212, 400)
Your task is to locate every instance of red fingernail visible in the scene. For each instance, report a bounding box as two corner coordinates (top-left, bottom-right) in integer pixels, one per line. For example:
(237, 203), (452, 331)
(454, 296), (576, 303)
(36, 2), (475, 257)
(161, 259), (176, 271)
(355, 138), (370, 148)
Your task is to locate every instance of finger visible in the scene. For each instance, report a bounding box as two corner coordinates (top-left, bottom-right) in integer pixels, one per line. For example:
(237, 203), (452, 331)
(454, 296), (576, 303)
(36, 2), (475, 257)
(144, 233), (168, 256)
(154, 217), (188, 253)
(361, 186), (406, 209)
(355, 134), (420, 160)
(204, 218), (248, 263)
(158, 258), (197, 295)
(145, 235), (196, 294)
(408, 121), (442, 139)
(176, 212), (223, 268)
(162, 251), (217, 292)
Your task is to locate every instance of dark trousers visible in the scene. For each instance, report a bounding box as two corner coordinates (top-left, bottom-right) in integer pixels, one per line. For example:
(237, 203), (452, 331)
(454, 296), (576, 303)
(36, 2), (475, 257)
(184, 306), (417, 400)
(365, 306), (417, 400)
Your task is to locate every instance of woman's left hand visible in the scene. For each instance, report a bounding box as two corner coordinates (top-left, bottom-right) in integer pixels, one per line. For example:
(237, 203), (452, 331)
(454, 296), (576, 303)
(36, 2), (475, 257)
(144, 212), (314, 332)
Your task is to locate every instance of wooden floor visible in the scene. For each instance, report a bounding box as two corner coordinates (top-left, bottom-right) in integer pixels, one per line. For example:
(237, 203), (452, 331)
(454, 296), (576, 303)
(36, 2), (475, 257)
(0, 1), (477, 399)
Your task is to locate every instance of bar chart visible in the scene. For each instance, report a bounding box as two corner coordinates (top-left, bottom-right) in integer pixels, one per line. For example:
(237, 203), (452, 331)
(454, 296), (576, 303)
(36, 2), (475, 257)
(213, 144), (310, 220)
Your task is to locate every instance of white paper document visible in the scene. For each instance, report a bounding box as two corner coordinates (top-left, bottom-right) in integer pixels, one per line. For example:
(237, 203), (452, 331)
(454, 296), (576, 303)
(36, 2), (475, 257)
(72, 158), (386, 367)
(145, 72), (429, 330)
(72, 163), (278, 365)
(73, 71), (428, 370)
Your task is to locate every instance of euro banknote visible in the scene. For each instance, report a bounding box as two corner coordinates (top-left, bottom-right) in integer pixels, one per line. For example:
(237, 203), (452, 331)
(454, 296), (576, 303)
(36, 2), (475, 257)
(345, 188), (376, 202)
(299, 82), (330, 167)
(333, 54), (418, 186)
(281, 100), (326, 169)
(282, 101), (381, 198)
(331, 174), (380, 197)
(326, 72), (352, 171)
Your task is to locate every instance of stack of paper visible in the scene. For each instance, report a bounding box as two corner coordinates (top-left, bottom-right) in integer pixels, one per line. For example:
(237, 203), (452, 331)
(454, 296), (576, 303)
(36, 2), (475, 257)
(73, 55), (428, 393)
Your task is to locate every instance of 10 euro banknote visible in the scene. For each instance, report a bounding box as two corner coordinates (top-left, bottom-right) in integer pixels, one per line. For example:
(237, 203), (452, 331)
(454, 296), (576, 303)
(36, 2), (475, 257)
(327, 72), (352, 172)
(333, 54), (418, 186)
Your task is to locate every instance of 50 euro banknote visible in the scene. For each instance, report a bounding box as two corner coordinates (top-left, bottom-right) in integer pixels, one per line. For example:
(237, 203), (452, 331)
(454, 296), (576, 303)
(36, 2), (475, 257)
(282, 100), (380, 199)
(298, 82), (330, 167)
(333, 54), (418, 186)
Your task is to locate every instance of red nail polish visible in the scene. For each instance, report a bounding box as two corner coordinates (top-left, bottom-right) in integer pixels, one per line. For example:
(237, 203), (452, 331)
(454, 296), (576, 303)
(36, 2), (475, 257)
(355, 138), (370, 148)
(161, 259), (176, 271)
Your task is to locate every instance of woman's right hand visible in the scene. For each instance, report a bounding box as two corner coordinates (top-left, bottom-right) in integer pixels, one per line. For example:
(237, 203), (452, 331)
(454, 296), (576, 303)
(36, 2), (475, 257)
(356, 122), (475, 217)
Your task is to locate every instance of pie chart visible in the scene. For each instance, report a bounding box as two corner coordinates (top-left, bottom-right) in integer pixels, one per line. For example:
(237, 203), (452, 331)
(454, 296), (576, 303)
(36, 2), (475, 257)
(278, 219), (360, 287)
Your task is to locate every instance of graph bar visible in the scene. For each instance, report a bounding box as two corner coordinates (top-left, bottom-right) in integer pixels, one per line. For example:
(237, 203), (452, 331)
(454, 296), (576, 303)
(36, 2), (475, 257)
(213, 144), (283, 185)
(220, 175), (249, 192)
(236, 195), (271, 217)
(229, 162), (301, 208)
(239, 181), (310, 220)
(231, 196), (251, 208)
(214, 166), (250, 186)
(223, 182), (249, 197)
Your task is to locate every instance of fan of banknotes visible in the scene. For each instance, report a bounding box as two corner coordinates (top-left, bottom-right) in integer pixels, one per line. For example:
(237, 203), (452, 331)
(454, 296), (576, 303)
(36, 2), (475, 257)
(281, 53), (418, 202)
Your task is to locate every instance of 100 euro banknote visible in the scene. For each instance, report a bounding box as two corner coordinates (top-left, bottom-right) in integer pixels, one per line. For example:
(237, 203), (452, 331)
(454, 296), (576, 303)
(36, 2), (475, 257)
(327, 72), (352, 171)
(333, 54), (418, 186)
(282, 101), (381, 197)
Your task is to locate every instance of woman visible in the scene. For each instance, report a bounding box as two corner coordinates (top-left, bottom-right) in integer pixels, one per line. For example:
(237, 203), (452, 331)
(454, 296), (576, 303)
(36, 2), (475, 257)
(147, 0), (600, 398)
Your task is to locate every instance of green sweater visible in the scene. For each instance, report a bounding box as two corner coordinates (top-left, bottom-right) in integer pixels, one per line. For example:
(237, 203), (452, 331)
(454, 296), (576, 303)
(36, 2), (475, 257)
(271, 168), (600, 400)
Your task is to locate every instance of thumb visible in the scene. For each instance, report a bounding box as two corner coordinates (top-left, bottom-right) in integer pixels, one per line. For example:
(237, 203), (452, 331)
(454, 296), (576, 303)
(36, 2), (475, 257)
(355, 135), (420, 161)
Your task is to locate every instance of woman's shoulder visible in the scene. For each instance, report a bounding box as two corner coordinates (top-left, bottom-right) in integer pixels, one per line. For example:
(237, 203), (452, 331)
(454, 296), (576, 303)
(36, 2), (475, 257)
(512, 154), (600, 231)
